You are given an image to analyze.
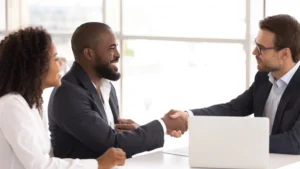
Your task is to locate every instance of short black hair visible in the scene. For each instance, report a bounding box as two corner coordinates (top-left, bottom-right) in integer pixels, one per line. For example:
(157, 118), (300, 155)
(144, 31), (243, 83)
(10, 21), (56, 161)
(71, 22), (111, 61)
(259, 14), (300, 62)
(0, 27), (52, 110)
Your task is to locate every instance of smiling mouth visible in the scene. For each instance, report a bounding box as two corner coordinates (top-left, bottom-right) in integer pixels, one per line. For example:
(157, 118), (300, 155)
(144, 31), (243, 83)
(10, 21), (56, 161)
(111, 62), (119, 71)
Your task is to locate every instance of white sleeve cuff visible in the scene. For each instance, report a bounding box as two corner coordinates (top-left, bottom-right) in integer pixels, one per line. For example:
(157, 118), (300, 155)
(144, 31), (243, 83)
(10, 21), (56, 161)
(157, 119), (167, 134)
(185, 110), (194, 116)
(78, 159), (98, 169)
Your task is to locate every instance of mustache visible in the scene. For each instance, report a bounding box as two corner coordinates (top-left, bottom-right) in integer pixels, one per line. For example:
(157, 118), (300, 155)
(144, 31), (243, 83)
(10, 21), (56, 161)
(111, 57), (120, 63)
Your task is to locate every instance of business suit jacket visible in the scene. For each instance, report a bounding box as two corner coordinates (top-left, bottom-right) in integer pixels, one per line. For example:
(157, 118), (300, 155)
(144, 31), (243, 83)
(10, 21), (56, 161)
(48, 62), (164, 159)
(191, 68), (300, 154)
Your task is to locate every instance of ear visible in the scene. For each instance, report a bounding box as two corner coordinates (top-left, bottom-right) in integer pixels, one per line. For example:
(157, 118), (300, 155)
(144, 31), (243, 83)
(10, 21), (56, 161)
(83, 48), (93, 61)
(279, 48), (289, 59)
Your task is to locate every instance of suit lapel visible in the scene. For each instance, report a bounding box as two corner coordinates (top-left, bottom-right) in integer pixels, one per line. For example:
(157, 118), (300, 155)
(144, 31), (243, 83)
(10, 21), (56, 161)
(108, 84), (120, 123)
(271, 68), (300, 134)
(256, 80), (272, 117)
(109, 98), (119, 123)
(71, 62), (108, 122)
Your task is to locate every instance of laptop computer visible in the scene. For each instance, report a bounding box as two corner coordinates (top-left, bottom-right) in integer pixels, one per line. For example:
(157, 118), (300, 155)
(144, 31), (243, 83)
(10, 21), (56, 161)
(188, 116), (269, 169)
(164, 116), (269, 169)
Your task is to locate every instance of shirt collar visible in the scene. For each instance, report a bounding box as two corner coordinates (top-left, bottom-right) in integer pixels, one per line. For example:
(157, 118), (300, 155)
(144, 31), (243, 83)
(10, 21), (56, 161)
(268, 61), (300, 87)
(92, 78), (111, 90)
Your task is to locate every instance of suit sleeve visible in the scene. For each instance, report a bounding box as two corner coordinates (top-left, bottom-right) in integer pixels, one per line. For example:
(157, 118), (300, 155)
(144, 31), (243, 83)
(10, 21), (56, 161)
(191, 82), (255, 117)
(50, 85), (164, 158)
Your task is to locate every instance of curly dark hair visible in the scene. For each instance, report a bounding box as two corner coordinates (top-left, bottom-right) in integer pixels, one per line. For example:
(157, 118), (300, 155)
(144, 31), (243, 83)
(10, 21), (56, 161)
(0, 27), (52, 110)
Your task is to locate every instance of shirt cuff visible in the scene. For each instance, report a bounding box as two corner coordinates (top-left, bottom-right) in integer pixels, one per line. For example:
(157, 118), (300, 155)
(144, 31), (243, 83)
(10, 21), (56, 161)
(157, 119), (167, 134)
(78, 159), (98, 169)
(185, 110), (194, 116)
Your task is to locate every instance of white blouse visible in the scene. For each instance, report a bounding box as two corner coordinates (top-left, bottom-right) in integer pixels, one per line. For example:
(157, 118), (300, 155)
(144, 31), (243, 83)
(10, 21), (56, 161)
(0, 94), (98, 169)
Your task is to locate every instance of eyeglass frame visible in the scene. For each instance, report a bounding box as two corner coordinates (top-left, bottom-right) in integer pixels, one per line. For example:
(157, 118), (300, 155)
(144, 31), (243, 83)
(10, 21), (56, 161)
(254, 38), (283, 56)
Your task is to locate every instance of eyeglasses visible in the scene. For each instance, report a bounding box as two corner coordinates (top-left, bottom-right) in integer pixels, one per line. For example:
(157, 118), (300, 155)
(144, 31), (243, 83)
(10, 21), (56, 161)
(255, 39), (279, 56)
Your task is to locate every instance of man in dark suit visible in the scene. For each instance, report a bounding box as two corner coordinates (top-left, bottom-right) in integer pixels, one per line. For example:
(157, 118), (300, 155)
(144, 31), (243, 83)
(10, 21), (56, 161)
(48, 22), (187, 159)
(170, 14), (300, 154)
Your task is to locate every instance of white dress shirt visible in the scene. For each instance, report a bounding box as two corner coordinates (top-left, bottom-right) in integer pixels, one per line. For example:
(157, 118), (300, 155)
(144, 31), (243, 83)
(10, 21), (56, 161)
(264, 61), (300, 133)
(94, 79), (166, 133)
(0, 94), (98, 169)
(99, 79), (116, 129)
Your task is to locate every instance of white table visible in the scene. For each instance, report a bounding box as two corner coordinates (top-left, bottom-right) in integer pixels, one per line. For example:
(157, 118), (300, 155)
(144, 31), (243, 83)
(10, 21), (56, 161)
(117, 151), (300, 169)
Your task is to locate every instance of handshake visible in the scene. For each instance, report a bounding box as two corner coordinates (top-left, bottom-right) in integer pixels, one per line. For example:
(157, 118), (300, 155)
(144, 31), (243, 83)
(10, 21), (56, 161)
(161, 109), (189, 137)
(115, 109), (189, 138)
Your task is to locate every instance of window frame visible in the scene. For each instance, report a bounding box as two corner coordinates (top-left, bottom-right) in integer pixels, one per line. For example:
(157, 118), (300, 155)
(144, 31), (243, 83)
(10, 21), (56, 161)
(3, 0), (256, 116)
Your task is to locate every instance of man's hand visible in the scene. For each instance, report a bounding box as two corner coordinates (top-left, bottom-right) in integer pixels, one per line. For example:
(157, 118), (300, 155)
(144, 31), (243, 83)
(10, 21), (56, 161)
(161, 109), (188, 136)
(97, 147), (126, 169)
(167, 109), (189, 137)
(169, 110), (189, 121)
(115, 117), (139, 132)
(169, 130), (183, 138)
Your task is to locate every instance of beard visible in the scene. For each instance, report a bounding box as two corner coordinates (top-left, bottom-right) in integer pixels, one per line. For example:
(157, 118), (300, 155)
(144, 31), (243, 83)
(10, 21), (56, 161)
(257, 59), (280, 72)
(93, 57), (121, 81)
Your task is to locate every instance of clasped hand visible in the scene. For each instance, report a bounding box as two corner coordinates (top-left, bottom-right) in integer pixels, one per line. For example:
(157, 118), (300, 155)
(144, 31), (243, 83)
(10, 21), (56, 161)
(161, 109), (189, 138)
(115, 109), (188, 138)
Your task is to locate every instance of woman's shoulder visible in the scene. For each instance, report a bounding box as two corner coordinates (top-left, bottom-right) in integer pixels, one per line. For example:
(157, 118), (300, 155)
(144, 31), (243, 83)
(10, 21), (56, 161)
(0, 93), (29, 109)
(0, 93), (26, 102)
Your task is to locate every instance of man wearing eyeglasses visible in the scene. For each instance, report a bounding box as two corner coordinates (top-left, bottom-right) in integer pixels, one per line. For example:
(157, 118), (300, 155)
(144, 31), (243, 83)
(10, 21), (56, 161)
(168, 14), (300, 154)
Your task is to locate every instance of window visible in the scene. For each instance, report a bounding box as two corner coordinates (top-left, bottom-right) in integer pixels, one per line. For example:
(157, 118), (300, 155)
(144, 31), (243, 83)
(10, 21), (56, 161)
(0, 0), (5, 32)
(249, 0), (264, 83)
(122, 40), (246, 124)
(52, 36), (73, 62)
(122, 40), (246, 149)
(121, 1), (248, 150)
(105, 0), (120, 33)
(26, 0), (103, 34)
(266, 0), (300, 19)
(123, 0), (246, 39)
(24, 0), (105, 65)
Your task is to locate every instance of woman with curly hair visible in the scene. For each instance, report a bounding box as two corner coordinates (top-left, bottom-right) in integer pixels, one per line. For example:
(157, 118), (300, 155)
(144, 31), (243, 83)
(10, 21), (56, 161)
(0, 27), (126, 169)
